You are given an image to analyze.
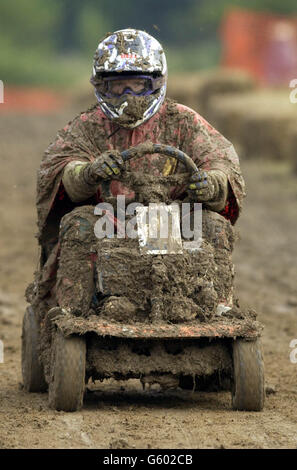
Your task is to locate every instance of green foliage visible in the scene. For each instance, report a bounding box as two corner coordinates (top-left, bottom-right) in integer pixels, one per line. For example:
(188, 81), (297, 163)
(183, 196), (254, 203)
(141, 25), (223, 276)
(0, 1), (60, 53)
(0, 0), (296, 85)
(1, 44), (89, 87)
(77, 4), (112, 52)
(0, 0), (105, 85)
(166, 41), (221, 73)
(98, 0), (297, 45)
(191, 0), (297, 31)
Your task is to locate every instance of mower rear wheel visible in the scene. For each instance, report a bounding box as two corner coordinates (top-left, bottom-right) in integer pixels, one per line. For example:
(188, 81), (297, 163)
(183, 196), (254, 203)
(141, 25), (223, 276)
(48, 330), (86, 411)
(232, 338), (264, 411)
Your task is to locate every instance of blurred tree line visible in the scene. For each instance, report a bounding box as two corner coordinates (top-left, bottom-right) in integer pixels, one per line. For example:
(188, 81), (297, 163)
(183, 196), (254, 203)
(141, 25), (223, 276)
(0, 0), (296, 85)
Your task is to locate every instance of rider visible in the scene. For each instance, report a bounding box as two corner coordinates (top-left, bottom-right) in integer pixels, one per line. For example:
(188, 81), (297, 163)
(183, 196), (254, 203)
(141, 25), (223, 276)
(27, 29), (245, 317)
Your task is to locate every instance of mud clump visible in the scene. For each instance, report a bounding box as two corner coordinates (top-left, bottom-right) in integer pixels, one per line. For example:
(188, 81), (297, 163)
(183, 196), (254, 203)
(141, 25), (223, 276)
(96, 214), (235, 324)
(87, 337), (232, 378)
(100, 296), (140, 323)
(111, 95), (152, 127)
(96, 238), (152, 321)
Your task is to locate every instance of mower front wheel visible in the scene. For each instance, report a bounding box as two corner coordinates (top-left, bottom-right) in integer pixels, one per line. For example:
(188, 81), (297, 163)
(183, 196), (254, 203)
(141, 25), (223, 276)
(48, 330), (86, 411)
(231, 338), (265, 411)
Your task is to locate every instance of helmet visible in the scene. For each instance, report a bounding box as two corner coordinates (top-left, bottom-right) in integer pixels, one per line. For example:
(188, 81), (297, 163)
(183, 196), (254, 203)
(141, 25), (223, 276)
(90, 29), (167, 129)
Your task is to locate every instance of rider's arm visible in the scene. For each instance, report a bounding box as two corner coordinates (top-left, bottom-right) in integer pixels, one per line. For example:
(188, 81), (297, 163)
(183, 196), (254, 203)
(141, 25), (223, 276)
(62, 149), (124, 202)
(62, 161), (99, 203)
(179, 103), (245, 220)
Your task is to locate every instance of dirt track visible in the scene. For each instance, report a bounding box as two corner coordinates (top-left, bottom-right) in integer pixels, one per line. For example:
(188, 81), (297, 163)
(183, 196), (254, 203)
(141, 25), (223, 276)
(0, 107), (296, 449)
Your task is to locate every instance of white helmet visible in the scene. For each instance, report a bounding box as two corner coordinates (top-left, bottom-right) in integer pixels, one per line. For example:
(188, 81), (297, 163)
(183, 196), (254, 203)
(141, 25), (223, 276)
(90, 29), (167, 128)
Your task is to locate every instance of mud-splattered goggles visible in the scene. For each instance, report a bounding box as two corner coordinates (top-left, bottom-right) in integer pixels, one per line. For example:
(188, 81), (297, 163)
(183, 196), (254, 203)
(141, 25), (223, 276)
(102, 74), (164, 98)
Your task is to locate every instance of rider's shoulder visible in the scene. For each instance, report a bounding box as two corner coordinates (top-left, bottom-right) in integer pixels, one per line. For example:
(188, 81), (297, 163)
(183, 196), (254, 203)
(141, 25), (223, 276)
(77, 103), (105, 123)
(163, 98), (202, 124)
(164, 98), (219, 135)
(60, 104), (105, 133)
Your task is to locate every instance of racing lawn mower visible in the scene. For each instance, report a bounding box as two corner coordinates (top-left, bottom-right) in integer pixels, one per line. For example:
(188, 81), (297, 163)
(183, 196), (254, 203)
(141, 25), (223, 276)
(22, 144), (265, 412)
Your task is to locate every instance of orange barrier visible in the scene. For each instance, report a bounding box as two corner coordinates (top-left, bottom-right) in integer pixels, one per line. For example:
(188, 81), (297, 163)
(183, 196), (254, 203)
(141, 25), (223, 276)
(0, 87), (66, 113)
(221, 8), (297, 85)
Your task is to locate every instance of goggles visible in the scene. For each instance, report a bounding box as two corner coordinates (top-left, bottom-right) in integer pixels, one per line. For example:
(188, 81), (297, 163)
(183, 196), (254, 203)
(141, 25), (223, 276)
(101, 74), (164, 98)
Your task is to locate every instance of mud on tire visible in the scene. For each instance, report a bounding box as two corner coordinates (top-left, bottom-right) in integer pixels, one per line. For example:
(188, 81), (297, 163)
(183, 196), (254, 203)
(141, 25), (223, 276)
(22, 306), (47, 392)
(48, 330), (86, 412)
(232, 338), (265, 411)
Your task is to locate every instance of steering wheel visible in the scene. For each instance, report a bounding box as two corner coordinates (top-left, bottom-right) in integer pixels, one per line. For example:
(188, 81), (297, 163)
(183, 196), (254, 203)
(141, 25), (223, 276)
(100, 142), (199, 204)
(120, 142), (198, 173)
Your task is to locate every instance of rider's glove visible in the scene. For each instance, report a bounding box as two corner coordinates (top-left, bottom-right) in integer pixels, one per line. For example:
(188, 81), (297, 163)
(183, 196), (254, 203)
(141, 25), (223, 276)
(83, 150), (125, 184)
(187, 170), (228, 211)
(62, 151), (124, 203)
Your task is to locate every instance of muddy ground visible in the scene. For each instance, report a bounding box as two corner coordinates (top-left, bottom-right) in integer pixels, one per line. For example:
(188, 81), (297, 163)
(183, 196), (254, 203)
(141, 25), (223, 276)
(0, 106), (296, 449)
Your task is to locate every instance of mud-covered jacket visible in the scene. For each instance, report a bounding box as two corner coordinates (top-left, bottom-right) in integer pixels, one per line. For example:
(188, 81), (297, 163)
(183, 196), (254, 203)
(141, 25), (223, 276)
(36, 98), (245, 252)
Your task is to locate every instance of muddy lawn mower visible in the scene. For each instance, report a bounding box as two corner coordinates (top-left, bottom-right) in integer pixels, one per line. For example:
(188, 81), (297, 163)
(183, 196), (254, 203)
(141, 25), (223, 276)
(22, 144), (265, 412)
